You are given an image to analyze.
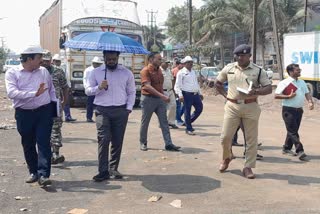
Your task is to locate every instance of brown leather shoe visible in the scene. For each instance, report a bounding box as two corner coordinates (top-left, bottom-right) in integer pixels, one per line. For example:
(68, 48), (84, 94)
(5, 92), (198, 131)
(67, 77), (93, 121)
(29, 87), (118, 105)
(242, 167), (255, 179)
(219, 158), (231, 172)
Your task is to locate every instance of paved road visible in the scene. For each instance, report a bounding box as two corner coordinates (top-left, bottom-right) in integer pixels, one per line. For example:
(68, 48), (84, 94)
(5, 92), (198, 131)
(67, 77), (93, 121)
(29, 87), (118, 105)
(1, 73), (320, 213)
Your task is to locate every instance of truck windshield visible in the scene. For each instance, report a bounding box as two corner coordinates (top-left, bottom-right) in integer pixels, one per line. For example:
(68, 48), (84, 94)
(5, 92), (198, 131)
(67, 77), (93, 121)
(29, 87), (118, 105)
(71, 31), (142, 44)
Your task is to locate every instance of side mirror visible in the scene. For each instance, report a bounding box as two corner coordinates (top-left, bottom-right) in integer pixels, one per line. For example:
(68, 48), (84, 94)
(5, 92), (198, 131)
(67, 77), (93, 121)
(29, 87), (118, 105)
(59, 34), (66, 49)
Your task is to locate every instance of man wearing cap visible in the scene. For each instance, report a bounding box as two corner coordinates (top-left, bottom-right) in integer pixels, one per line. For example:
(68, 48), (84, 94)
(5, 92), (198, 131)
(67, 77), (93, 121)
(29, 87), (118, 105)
(160, 60), (178, 129)
(139, 52), (181, 152)
(174, 56), (203, 135)
(52, 54), (77, 123)
(171, 59), (185, 126)
(83, 56), (104, 122)
(5, 46), (57, 186)
(86, 50), (135, 182)
(214, 44), (272, 179)
(42, 51), (69, 165)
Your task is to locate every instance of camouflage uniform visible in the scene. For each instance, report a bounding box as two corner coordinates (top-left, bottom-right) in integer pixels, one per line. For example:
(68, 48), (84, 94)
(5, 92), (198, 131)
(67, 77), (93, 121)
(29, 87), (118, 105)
(47, 65), (69, 163)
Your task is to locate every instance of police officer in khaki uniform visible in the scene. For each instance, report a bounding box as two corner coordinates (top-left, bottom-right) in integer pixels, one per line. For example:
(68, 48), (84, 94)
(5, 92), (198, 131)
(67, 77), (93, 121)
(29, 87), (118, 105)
(214, 44), (272, 179)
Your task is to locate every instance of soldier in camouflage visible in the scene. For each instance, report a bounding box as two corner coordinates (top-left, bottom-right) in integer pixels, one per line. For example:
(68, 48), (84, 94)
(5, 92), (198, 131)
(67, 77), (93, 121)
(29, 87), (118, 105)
(42, 51), (69, 164)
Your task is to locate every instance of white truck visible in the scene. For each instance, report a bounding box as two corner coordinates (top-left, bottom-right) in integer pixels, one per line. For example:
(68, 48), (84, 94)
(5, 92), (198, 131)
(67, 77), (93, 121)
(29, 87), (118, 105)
(283, 31), (320, 97)
(39, 0), (146, 106)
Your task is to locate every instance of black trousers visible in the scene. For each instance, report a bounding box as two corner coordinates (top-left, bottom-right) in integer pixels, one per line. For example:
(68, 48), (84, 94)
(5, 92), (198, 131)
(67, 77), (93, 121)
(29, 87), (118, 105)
(95, 105), (129, 174)
(15, 104), (53, 178)
(282, 106), (304, 153)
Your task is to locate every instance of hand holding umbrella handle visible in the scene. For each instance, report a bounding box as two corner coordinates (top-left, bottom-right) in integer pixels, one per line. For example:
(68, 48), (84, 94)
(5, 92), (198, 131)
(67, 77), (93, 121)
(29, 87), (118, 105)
(103, 68), (108, 90)
(99, 80), (109, 90)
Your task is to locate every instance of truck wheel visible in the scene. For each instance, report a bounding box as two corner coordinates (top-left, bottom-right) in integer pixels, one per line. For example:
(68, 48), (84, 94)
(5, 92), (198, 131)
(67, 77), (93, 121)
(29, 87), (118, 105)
(306, 82), (316, 98)
(69, 95), (75, 107)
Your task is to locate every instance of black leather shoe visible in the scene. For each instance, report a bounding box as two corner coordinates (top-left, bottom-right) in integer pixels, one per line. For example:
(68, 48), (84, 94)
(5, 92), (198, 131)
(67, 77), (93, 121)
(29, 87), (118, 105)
(38, 176), (52, 186)
(65, 118), (77, 122)
(26, 173), (38, 183)
(232, 142), (244, 147)
(140, 144), (148, 151)
(165, 144), (181, 151)
(93, 172), (110, 182)
(169, 124), (179, 129)
(86, 118), (94, 123)
(110, 170), (123, 179)
(51, 155), (65, 165)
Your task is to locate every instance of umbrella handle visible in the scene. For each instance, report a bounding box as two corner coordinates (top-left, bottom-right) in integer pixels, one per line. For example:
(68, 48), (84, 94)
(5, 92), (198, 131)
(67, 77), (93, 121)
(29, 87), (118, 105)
(104, 68), (108, 90)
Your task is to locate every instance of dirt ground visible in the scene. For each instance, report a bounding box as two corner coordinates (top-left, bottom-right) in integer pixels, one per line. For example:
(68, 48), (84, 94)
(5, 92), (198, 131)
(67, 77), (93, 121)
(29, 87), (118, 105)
(1, 73), (320, 214)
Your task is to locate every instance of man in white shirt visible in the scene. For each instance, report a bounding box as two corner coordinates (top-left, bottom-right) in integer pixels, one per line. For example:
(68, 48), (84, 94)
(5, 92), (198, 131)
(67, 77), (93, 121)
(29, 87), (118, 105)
(161, 60), (178, 129)
(52, 54), (77, 122)
(83, 56), (104, 122)
(275, 63), (314, 160)
(174, 56), (203, 135)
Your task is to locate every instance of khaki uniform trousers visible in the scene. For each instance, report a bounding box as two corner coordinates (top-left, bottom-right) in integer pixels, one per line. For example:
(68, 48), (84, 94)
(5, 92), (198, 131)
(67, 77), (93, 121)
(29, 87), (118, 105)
(221, 101), (261, 168)
(164, 90), (176, 125)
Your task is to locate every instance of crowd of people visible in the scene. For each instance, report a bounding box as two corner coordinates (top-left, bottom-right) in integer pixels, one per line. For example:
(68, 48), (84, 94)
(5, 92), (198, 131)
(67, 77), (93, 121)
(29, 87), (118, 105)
(4, 43), (314, 187)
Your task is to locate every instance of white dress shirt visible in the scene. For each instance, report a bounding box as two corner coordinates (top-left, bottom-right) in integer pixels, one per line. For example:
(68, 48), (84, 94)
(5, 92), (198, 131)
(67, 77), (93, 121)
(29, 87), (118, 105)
(174, 67), (201, 97)
(83, 65), (95, 95)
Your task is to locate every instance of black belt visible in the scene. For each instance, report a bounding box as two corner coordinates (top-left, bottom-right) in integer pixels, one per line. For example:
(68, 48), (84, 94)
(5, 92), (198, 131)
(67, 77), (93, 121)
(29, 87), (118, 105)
(97, 104), (126, 109)
(16, 103), (51, 112)
(283, 106), (303, 111)
(182, 91), (199, 95)
(163, 89), (172, 92)
(142, 94), (160, 99)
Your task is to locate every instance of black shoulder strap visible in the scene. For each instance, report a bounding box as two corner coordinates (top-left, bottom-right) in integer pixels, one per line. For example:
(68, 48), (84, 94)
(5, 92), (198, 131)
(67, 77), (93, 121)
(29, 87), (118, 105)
(257, 68), (261, 85)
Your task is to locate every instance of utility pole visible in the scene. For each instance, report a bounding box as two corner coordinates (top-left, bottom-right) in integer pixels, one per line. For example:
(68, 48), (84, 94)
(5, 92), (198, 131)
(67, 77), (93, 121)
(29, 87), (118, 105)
(252, 0), (258, 63)
(304, 0), (308, 32)
(269, 0), (283, 80)
(188, 0), (192, 45)
(146, 10), (158, 50)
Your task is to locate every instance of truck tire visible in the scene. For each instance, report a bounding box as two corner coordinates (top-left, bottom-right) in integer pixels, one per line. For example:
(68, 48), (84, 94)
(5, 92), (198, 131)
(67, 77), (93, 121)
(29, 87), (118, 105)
(306, 82), (316, 98)
(69, 95), (75, 107)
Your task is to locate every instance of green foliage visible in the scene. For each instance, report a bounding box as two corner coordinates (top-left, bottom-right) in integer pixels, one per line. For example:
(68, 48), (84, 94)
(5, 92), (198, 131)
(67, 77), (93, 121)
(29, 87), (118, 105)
(165, 4), (200, 44)
(165, 0), (306, 55)
(142, 25), (166, 52)
(0, 47), (8, 70)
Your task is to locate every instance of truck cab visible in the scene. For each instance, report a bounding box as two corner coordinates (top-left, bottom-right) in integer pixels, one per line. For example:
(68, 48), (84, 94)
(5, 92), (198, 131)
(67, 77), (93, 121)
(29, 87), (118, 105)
(39, 0), (146, 107)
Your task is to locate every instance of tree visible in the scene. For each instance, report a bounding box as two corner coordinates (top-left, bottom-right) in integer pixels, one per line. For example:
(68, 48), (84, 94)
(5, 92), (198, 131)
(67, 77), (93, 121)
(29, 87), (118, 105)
(165, 4), (200, 44)
(0, 47), (8, 72)
(142, 25), (166, 52)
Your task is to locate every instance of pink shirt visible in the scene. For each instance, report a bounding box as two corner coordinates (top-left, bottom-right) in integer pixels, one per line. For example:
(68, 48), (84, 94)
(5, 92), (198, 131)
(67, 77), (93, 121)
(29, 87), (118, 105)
(5, 65), (57, 109)
(86, 64), (136, 111)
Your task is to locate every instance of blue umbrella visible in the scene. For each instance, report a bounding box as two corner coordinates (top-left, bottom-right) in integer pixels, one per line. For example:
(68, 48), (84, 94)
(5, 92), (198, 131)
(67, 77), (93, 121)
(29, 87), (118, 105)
(63, 31), (149, 54)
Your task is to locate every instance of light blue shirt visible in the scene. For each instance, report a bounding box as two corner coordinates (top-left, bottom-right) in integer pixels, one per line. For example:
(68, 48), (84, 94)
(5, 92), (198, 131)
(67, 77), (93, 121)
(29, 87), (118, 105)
(275, 76), (309, 108)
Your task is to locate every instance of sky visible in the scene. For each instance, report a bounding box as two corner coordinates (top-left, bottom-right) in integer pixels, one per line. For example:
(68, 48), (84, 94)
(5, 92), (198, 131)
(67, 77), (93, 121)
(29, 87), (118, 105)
(0, 0), (204, 54)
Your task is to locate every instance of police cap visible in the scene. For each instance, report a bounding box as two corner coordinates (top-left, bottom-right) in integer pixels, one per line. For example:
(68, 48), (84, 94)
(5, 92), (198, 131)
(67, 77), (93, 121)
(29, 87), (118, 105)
(233, 44), (251, 55)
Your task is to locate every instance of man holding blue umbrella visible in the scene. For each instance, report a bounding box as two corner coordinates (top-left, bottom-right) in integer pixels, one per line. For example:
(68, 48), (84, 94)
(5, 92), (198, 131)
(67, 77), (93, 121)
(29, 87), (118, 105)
(86, 50), (136, 182)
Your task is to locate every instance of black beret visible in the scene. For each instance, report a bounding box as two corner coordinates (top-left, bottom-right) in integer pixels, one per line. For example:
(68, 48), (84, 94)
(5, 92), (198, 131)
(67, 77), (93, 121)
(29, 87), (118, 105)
(233, 44), (251, 55)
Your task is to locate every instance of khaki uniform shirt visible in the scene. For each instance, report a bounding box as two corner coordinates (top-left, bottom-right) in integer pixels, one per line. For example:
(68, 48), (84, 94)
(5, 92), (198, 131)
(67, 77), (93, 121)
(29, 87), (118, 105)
(161, 67), (173, 90)
(217, 62), (271, 100)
